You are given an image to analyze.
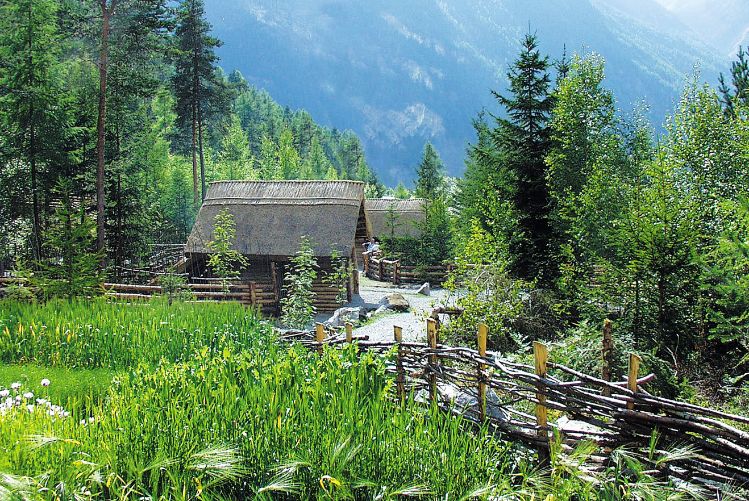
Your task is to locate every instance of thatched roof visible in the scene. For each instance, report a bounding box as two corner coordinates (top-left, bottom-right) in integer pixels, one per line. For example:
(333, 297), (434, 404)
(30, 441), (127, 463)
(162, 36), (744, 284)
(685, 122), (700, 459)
(365, 198), (425, 239)
(186, 180), (368, 257)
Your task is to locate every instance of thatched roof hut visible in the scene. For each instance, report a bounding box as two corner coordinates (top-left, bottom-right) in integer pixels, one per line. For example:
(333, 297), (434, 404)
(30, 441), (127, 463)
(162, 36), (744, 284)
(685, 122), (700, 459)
(365, 198), (425, 239)
(185, 180), (370, 314)
(186, 180), (369, 258)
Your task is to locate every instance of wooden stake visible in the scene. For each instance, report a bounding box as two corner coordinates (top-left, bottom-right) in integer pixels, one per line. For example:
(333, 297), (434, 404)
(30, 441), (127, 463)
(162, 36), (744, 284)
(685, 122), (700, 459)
(533, 341), (550, 463)
(602, 319), (613, 397)
(249, 281), (258, 306)
(394, 325), (405, 402)
(478, 323), (488, 421)
(315, 323), (325, 355)
(379, 258), (385, 282)
(345, 322), (353, 343)
(427, 318), (439, 402)
(627, 353), (642, 411)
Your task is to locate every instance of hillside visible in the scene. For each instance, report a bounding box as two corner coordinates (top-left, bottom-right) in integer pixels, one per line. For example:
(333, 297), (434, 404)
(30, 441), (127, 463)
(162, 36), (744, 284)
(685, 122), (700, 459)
(205, 0), (727, 184)
(653, 0), (749, 56)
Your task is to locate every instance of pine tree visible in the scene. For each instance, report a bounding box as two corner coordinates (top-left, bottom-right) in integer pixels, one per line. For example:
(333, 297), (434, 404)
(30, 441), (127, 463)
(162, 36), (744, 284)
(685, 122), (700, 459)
(494, 33), (554, 284)
(173, 0), (223, 206)
(718, 46), (749, 115)
(0, 0), (69, 261)
(36, 179), (102, 300)
(415, 143), (445, 199)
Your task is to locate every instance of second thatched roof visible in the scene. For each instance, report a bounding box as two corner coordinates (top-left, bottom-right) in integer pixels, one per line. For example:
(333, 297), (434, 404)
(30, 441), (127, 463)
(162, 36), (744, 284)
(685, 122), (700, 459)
(186, 180), (368, 258)
(365, 198), (425, 239)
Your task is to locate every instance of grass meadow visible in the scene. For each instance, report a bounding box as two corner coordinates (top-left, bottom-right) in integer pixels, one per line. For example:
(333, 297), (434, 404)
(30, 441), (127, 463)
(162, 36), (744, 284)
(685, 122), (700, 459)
(0, 299), (691, 499)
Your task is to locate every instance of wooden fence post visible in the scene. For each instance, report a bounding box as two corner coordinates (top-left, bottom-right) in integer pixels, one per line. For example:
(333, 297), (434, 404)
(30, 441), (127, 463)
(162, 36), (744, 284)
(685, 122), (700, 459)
(393, 260), (400, 285)
(533, 341), (550, 463)
(627, 353), (642, 411)
(602, 319), (613, 397)
(427, 318), (439, 403)
(345, 322), (353, 343)
(249, 281), (258, 307)
(478, 323), (488, 421)
(315, 323), (325, 356)
(394, 325), (405, 402)
(379, 258), (385, 282)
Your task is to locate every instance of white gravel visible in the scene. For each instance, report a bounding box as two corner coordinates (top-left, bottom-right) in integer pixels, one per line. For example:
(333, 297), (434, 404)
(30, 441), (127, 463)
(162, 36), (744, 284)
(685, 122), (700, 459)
(349, 275), (451, 343)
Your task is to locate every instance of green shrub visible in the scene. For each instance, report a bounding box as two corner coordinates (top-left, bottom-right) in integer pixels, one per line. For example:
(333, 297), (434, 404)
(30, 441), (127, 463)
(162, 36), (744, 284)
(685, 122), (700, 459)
(280, 237), (318, 329)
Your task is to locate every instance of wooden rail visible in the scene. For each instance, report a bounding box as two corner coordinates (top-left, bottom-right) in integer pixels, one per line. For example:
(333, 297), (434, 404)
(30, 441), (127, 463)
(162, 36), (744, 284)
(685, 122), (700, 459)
(287, 321), (749, 494)
(363, 255), (453, 285)
(101, 281), (275, 314)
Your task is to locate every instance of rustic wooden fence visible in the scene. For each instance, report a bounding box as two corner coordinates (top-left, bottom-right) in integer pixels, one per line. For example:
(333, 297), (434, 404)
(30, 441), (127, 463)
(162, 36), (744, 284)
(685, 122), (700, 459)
(282, 319), (749, 494)
(102, 281), (277, 314)
(363, 255), (453, 285)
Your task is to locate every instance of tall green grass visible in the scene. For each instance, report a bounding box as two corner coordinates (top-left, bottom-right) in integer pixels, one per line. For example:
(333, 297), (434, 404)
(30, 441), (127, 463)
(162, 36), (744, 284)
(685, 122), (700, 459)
(0, 298), (265, 369)
(0, 300), (698, 499)
(2, 345), (520, 498)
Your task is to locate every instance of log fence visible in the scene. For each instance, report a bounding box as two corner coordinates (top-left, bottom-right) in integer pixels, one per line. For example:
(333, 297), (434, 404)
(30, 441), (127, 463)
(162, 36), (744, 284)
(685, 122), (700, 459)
(287, 320), (749, 494)
(101, 281), (276, 315)
(363, 255), (453, 285)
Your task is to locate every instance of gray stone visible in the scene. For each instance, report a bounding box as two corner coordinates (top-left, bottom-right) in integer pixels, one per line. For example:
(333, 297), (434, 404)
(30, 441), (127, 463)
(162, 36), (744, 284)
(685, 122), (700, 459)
(438, 383), (510, 422)
(416, 282), (430, 296)
(325, 307), (365, 327)
(379, 293), (410, 312)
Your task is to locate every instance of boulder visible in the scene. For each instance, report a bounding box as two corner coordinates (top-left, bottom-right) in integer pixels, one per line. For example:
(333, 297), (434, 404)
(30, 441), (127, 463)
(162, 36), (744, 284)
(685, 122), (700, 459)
(325, 307), (365, 327)
(416, 383), (510, 422)
(379, 293), (410, 312)
(416, 282), (430, 296)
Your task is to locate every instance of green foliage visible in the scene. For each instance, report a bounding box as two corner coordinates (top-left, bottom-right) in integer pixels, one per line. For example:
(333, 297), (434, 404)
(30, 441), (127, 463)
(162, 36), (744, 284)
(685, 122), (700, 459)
(207, 210), (249, 292)
(493, 33), (555, 284)
(158, 272), (195, 303)
(322, 251), (350, 305)
(445, 223), (528, 351)
(34, 180), (102, 300)
(414, 143), (444, 199)
(280, 237), (318, 329)
(0, 298), (263, 369)
(0, 339), (519, 498)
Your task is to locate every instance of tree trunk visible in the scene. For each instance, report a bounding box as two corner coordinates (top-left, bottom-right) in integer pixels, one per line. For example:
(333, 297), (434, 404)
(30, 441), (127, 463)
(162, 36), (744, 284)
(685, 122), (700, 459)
(198, 105), (206, 201)
(27, 6), (41, 261)
(191, 101), (199, 207)
(96, 0), (114, 266)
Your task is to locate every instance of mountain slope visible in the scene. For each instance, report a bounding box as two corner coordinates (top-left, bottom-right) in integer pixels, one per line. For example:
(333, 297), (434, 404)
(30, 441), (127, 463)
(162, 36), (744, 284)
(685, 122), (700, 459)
(653, 0), (749, 56)
(205, 0), (727, 184)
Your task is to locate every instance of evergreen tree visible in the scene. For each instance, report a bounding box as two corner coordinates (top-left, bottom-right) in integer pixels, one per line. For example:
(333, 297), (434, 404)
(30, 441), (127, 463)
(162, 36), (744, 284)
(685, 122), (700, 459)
(0, 0), (69, 261)
(277, 128), (300, 179)
(215, 114), (254, 180)
(718, 46), (749, 115)
(415, 143), (445, 199)
(173, 0), (222, 206)
(494, 33), (555, 284)
(35, 180), (102, 300)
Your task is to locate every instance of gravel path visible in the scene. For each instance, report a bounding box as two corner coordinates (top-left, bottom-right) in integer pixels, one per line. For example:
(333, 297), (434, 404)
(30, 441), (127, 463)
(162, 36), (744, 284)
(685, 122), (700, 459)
(349, 275), (451, 343)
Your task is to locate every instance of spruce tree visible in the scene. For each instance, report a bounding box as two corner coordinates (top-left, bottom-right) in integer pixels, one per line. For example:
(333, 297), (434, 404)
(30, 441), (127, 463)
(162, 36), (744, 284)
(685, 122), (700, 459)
(493, 33), (554, 284)
(718, 46), (749, 115)
(0, 0), (69, 261)
(173, 0), (222, 206)
(415, 143), (445, 199)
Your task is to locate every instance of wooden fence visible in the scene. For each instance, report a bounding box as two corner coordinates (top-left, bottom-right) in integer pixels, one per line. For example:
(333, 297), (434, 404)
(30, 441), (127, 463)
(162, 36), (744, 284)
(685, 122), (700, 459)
(282, 320), (749, 494)
(102, 281), (276, 315)
(363, 255), (453, 285)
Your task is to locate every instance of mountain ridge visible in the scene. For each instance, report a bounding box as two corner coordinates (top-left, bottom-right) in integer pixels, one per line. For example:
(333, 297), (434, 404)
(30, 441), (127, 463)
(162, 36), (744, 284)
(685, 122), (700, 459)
(205, 0), (729, 185)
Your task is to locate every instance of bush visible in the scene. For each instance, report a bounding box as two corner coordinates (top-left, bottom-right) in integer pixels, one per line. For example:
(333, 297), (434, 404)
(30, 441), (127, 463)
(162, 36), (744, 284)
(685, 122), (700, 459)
(280, 237), (318, 329)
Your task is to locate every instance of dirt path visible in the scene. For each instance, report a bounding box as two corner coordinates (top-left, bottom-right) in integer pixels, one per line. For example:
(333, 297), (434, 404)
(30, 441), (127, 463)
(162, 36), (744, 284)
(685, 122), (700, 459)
(348, 275), (451, 343)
